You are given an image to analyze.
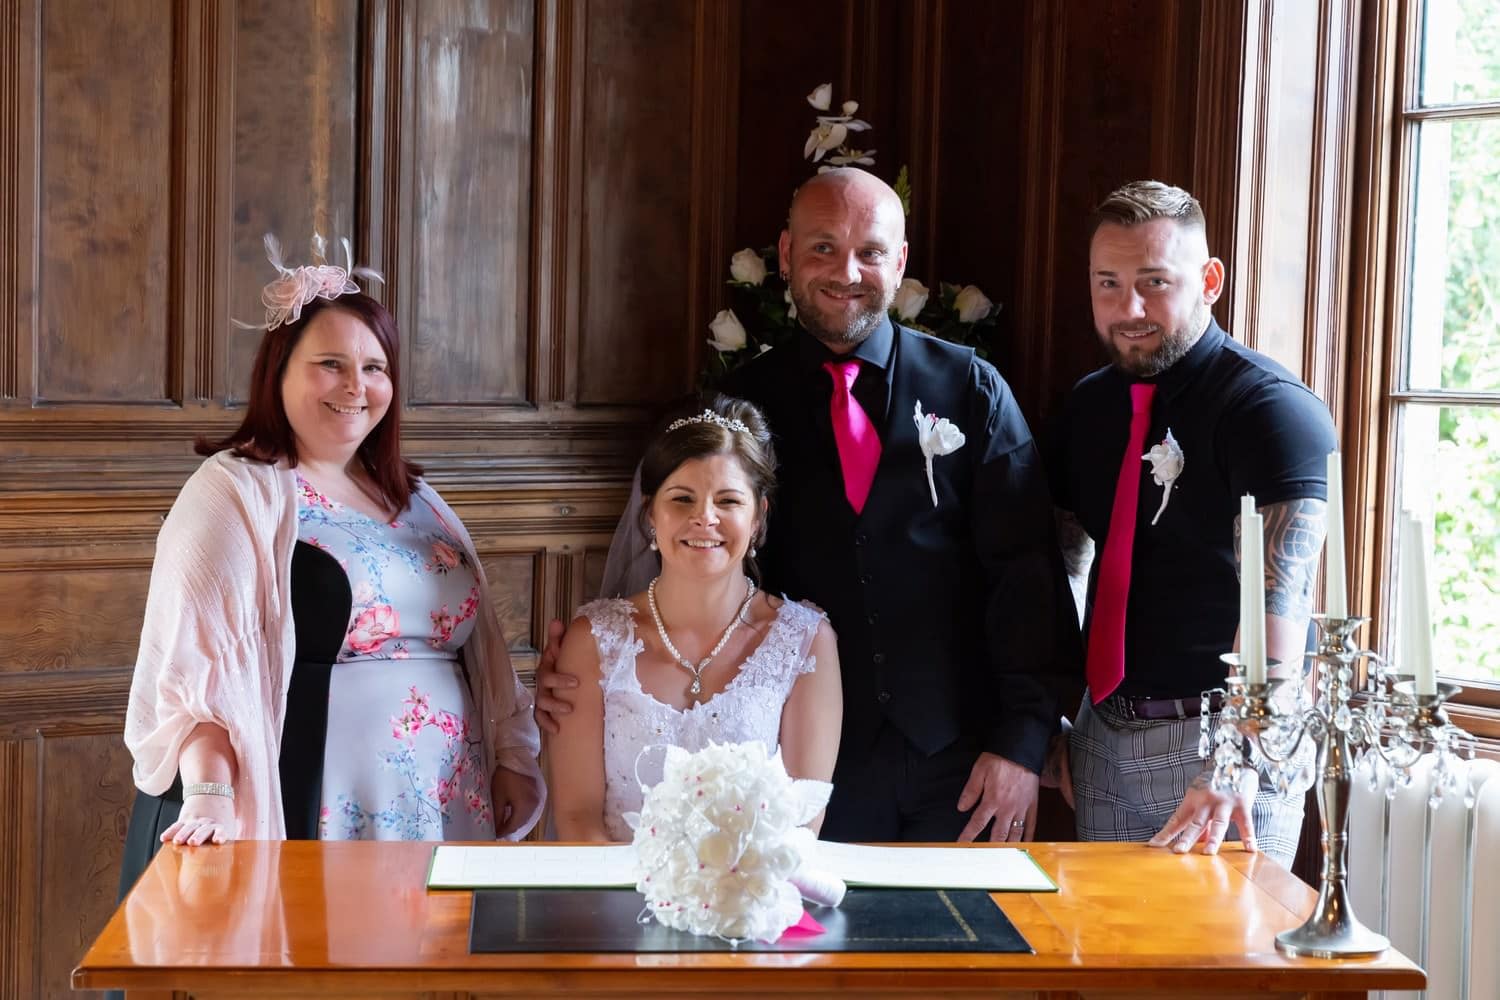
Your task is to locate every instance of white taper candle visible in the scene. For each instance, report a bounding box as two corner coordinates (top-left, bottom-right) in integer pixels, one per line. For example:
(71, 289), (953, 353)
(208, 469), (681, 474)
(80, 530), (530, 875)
(1240, 494), (1267, 686)
(1400, 512), (1437, 696)
(1324, 451), (1347, 618)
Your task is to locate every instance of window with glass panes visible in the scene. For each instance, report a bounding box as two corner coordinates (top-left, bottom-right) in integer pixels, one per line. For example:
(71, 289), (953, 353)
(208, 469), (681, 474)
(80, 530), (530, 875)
(1393, 0), (1500, 687)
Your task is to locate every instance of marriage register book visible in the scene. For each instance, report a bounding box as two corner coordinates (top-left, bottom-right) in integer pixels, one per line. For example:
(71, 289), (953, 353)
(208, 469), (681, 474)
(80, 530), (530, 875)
(427, 842), (1057, 892)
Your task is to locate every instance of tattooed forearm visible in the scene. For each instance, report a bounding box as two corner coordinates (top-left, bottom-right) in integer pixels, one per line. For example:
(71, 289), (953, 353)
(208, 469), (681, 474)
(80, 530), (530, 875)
(1055, 508), (1095, 582)
(1260, 498), (1328, 621)
(1054, 508), (1095, 623)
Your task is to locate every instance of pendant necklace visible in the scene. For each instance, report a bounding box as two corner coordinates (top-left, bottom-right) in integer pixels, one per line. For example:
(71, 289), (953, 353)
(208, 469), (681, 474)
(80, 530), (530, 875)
(647, 576), (757, 701)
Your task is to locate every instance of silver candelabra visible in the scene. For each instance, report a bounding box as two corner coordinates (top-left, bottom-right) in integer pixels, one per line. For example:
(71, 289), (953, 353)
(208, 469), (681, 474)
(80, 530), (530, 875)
(1203, 614), (1476, 959)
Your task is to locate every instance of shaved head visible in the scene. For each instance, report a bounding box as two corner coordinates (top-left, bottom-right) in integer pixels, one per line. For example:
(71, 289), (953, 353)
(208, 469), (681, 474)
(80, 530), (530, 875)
(788, 168), (907, 240)
(778, 168), (908, 351)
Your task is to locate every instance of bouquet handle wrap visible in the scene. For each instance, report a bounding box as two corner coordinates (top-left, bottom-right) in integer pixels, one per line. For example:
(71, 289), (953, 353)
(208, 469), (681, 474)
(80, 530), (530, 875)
(790, 866), (847, 907)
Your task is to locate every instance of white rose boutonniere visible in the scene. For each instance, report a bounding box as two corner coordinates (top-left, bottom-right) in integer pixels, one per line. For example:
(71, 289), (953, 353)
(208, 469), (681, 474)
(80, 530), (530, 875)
(1142, 428), (1184, 525)
(913, 400), (966, 507)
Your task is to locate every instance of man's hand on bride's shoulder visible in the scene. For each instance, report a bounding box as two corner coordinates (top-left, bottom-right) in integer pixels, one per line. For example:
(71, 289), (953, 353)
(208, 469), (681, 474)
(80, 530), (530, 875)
(533, 618), (576, 734)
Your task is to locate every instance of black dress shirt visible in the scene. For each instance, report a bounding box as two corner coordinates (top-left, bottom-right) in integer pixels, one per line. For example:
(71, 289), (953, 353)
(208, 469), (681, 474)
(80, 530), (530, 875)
(1049, 321), (1337, 698)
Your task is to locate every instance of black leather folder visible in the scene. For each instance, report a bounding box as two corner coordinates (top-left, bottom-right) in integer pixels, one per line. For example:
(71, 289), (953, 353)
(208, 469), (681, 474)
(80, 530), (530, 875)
(469, 887), (1031, 953)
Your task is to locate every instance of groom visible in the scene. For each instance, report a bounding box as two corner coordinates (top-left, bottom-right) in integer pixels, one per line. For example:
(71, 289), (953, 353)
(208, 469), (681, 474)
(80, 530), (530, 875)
(540, 168), (1079, 842)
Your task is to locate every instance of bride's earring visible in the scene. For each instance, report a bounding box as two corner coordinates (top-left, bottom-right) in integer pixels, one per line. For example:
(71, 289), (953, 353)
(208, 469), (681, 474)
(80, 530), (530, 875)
(648, 527), (658, 552)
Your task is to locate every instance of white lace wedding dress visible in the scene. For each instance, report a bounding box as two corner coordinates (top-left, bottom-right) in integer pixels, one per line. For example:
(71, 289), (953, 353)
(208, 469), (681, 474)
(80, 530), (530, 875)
(577, 597), (824, 841)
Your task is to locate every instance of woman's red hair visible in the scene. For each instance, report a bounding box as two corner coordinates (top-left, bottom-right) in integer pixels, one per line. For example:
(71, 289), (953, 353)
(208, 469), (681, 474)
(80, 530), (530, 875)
(197, 293), (422, 512)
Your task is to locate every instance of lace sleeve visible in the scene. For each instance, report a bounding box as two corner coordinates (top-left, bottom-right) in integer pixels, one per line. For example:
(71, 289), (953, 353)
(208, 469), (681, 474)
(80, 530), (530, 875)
(576, 598), (640, 689)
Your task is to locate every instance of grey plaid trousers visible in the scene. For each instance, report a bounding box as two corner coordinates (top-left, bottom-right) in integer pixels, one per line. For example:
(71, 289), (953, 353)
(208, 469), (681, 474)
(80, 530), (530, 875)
(1069, 695), (1306, 868)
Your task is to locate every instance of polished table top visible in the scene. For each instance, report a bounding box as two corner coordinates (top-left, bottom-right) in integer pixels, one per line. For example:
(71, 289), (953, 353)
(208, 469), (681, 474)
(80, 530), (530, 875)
(74, 840), (1424, 995)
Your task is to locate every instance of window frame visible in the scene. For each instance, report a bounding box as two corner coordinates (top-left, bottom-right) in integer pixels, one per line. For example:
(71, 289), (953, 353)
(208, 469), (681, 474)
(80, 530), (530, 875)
(1375, 0), (1500, 738)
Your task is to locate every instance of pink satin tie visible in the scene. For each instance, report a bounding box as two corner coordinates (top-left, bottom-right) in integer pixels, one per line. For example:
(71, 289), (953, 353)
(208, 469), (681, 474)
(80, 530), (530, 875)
(824, 359), (881, 514)
(1086, 382), (1156, 703)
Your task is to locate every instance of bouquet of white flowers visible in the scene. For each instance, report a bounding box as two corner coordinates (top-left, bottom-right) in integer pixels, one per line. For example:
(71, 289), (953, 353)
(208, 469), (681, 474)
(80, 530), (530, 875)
(629, 740), (838, 942)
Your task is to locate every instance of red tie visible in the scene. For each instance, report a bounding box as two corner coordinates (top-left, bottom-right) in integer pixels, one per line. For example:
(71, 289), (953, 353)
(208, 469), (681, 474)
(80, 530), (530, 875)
(1086, 382), (1157, 703)
(823, 359), (882, 514)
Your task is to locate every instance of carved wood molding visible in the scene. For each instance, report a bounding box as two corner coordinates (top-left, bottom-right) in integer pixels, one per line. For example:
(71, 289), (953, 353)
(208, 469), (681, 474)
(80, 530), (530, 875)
(0, 483), (629, 542)
(1149, 0), (1184, 181)
(685, 0), (739, 385)
(1191, 0), (1247, 323)
(1299, 0), (1361, 411)
(1013, 0), (1065, 422)
(0, 737), (32, 1000)
(0, 0), (37, 404)
(171, 0), (232, 404)
(531, 0), (583, 404)
(903, 0), (943, 276)
(0, 670), (132, 739)
(0, 407), (655, 439)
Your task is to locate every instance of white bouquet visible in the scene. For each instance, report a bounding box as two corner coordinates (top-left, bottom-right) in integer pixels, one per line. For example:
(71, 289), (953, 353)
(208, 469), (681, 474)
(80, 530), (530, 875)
(629, 741), (838, 942)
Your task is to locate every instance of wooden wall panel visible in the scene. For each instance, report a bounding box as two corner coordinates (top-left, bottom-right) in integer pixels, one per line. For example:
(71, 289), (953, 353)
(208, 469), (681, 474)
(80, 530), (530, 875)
(227, 0), (359, 402)
(0, 564), (150, 673)
(732, 1), (856, 263)
(931, 1), (1026, 381)
(408, 0), (533, 407)
(36, 731), (135, 1000)
(576, 0), (697, 405)
(36, 0), (172, 404)
(479, 551), (539, 654)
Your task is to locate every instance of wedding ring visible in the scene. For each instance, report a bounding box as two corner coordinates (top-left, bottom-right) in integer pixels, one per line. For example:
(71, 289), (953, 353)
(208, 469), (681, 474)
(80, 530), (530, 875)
(1010, 820), (1025, 827)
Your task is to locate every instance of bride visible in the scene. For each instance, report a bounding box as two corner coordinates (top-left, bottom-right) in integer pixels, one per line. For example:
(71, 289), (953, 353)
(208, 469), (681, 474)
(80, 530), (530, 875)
(548, 396), (842, 841)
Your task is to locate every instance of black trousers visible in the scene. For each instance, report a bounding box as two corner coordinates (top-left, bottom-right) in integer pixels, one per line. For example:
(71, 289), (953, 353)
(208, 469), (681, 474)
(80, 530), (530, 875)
(819, 721), (986, 842)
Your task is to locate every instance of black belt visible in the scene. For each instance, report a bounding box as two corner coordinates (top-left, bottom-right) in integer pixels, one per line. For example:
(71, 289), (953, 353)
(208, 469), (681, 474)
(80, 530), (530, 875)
(1104, 691), (1225, 721)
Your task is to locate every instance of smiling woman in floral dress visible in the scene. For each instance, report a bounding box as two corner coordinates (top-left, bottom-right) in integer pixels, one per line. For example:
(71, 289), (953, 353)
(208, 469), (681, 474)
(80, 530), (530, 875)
(117, 238), (543, 898)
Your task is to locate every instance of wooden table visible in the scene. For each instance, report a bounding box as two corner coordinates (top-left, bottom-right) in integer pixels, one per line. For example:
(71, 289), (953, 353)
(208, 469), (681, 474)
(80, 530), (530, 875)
(73, 840), (1423, 999)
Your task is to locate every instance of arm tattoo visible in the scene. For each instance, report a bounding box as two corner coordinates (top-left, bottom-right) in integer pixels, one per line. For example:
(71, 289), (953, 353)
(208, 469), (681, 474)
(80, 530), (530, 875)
(1054, 508), (1095, 583)
(1055, 508), (1094, 625)
(1260, 498), (1328, 622)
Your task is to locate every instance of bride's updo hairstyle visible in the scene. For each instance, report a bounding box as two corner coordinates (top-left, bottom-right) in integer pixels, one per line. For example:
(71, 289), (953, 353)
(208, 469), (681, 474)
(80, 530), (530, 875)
(639, 394), (777, 582)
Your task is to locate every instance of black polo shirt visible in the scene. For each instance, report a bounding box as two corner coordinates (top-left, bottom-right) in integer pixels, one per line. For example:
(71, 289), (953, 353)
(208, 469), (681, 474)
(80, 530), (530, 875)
(1049, 320), (1337, 698)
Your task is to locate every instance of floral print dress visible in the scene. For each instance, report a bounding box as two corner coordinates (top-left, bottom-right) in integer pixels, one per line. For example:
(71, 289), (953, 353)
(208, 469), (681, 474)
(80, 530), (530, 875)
(296, 474), (495, 840)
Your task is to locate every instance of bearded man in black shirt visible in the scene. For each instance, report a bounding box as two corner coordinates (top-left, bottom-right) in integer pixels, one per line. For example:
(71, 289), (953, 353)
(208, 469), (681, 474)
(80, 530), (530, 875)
(1049, 180), (1336, 868)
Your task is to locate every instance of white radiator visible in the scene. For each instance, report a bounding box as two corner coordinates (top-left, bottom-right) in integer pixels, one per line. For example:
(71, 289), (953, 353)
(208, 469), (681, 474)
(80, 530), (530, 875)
(1348, 753), (1500, 1000)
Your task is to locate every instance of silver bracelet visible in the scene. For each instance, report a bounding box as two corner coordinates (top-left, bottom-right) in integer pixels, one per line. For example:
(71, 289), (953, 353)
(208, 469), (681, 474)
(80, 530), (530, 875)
(182, 781), (235, 800)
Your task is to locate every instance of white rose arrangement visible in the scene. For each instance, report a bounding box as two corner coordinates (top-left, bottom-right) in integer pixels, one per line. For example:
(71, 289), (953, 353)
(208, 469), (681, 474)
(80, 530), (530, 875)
(630, 740), (839, 943)
(702, 82), (1001, 385)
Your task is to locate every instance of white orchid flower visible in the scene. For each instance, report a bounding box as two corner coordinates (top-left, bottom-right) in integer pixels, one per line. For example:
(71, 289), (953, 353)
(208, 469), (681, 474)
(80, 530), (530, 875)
(707, 309), (747, 353)
(807, 83), (832, 111)
(784, 287), (797, 322)
(804, 121), (849, 161)
(828, 148), (876, 166)
(913, 401), (966, 507)
(1142, 429), (1185, 525)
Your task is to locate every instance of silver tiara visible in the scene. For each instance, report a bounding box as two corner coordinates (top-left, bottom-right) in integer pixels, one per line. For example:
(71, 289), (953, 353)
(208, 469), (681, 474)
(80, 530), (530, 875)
(666, 410), (749, 434)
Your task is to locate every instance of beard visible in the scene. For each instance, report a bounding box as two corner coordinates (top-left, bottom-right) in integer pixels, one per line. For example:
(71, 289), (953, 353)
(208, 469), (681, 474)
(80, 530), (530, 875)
(790, 280), (891, 349)
(1101, 305), (1209, 377)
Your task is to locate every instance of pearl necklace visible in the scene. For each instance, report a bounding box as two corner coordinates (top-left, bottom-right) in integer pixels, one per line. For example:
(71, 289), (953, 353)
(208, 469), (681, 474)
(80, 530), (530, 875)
(646, 576), (757, 701)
